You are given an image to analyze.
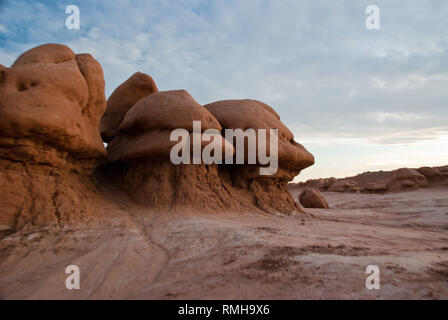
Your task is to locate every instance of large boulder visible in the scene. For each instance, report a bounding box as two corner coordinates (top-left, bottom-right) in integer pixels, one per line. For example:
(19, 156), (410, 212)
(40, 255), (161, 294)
(0, 44), (107, 230)
(299, 188), (329, 209)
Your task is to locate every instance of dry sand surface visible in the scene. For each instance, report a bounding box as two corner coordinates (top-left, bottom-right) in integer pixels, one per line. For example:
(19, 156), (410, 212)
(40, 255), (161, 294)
(0, 187), (447, 299)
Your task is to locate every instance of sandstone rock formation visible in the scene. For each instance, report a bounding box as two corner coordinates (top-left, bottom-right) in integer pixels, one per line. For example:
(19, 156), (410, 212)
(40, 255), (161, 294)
(100, 72), (158, 142)
(0, 44), (106, 230)
(204, 99), (315, 214)
(102, 89), (239, 210)
(1, 44), (316, 229)
(299, 188), (329, 209)
(328, 180), (360, 193)
(100, 88), (314, 214)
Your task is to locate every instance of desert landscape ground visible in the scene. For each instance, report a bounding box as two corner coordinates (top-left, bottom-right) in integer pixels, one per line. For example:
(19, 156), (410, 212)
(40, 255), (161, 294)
(1, 185), (447, 299)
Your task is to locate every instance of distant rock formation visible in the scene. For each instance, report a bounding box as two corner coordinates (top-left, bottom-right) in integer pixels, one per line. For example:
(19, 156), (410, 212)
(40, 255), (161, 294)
(295, 165), (448, 194)
(328, 180), (360, 193)
(417, 166), (448, 187)
(299, 188), (329, 209)
(0, 44), (107, 230)
(351, 168), (429, 193)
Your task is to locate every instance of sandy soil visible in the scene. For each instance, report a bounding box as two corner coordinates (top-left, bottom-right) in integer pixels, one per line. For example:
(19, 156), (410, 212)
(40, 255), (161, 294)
(0, 187), (447, 299)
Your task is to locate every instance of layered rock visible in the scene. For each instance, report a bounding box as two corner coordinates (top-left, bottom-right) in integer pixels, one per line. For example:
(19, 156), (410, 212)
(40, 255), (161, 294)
(299, 188), (329, 209)
(0, 44), (106, 230)
(204, 99), (315, 214)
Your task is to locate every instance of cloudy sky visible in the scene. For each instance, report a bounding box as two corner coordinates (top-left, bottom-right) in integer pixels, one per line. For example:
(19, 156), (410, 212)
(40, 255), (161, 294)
(1, 0), (447, 181)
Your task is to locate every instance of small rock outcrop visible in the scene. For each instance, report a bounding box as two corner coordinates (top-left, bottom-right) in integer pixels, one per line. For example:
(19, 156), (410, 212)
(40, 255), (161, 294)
(417, 166), (448, 187)
(353, 168), (428, 193)
(299, 188), (330, 209)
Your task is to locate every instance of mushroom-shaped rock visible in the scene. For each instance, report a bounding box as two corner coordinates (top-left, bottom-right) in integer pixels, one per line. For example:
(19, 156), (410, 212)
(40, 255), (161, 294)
(100, 72), (158, 142)
(299, 188), (330, 209)
(103, 90), (237, 209)
(204, 99), (314, 173)
(107, 90), (233, 162)
(0, 44), (106, 159)
(204, 99), (314, 214)
(329, 180), (360, 193)
(0, 44), (107, 230)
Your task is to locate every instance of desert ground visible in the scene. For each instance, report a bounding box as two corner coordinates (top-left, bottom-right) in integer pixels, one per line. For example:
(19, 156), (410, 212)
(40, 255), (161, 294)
(1, 186), (447, 300)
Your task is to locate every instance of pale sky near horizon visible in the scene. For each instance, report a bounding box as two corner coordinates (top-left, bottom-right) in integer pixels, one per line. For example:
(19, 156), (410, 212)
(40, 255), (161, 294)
(1, 0), (447, 181)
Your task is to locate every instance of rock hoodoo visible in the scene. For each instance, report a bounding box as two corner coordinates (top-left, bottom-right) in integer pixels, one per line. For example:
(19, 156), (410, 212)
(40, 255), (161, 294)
(0, 44), (107, 230)
(101, 87), (315, 214)
(103, 89), (239, 210)
(1, 43), (316, 229)
(204, 99), (315, 214)
(296, 165), (445, 194)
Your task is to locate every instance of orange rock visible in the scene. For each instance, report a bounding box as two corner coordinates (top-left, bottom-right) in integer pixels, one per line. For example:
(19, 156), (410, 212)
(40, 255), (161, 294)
(0, 44), (107, 230)
(299, 188), (330, 209)
(100, 72), (158, 142)
(204, 99), (314, 214)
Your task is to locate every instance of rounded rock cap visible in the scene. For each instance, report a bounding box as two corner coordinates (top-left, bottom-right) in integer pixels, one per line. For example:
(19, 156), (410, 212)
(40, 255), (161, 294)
(107, 90), (234, 163)
(204, 99), (314, 172)
(101, 72), (159, 142)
